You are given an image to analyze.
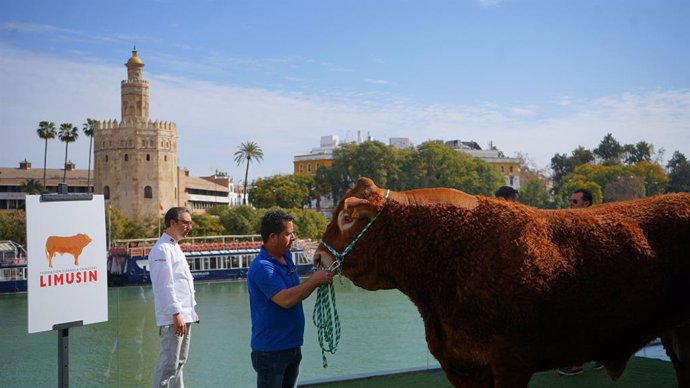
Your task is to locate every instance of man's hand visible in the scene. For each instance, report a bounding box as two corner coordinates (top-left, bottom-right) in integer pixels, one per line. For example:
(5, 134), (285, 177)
(310, 269), (334, 286)
(173, 313), (186, 336)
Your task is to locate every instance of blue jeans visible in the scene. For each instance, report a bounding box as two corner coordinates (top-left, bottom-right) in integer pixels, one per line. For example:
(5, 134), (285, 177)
(251, 348), (302, 388)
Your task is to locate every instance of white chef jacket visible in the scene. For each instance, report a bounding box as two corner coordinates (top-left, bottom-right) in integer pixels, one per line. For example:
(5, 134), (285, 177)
(148, 233), (197, 326)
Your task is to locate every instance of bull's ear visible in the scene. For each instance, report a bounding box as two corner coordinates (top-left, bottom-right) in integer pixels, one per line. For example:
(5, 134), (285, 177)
(344, 197), (377, 220)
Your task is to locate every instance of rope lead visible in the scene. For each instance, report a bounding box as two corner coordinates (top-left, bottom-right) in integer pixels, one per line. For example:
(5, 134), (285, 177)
(313, 281), (341, 368)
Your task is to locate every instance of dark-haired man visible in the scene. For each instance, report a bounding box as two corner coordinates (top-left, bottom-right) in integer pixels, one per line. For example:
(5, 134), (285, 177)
(495, 185), (520, 202)
(569, 188), (593, 209)
(248, 210), (334, 388)
(149, 207), (198, 388)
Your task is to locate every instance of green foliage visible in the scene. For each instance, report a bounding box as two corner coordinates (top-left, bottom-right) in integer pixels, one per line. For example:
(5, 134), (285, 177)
(593, 133), (623, 165)
(320, 141), (398, 201)
(603, 176), (646, 202)
(250, 175), (310, 209)
(519, 178), (557, 209)
(189, 213), (225, 237)
(105, 205), (128, 243)
(666, 151), (690, 192)
(234, 141), (264, 205)
(19, 179), (47, 195)
(218, 206), (261, 235)
(0, 211), (27, 245)
(558, 162), (668, 205)
(291, 209), (329, 240)
(550, 146), (594, 194)
(316, 140), (504, 202)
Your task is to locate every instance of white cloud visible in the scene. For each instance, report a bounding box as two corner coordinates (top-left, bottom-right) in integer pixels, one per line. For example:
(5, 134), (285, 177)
(2, 45), (689, 184)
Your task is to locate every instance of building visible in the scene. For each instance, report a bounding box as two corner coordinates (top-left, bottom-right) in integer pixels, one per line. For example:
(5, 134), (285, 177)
(1, 50), (232, 216)
(293, 135), (339, 176)
(0, 160), (91, 210)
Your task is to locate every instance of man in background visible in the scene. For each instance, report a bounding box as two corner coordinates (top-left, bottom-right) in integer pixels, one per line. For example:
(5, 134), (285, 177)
(149, 207), (198, 387)
(558, 189), (602, 376)
(495, 185), (520, 202)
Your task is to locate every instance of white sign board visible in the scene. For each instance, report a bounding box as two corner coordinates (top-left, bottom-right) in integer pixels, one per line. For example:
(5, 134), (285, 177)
(26, 195), (108, 333)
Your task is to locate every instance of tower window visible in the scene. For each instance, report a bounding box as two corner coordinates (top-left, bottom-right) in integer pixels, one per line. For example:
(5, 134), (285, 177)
(104, 186), (110, 200)
(144, 186), (153, 199)
(164, 155), (168, 162)
(124, 154), (129, 161)
(105, 155), (109, 162)
(146, 154), (150, 161)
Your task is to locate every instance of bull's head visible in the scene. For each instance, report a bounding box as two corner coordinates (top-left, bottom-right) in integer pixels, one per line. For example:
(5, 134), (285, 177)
(314, 177), (395, 290)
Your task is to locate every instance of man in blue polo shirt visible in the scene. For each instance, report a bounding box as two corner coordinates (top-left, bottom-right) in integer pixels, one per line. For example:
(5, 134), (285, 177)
(248, 210), (334, 388)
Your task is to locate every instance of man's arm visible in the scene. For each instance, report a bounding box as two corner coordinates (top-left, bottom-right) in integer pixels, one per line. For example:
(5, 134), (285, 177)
(149, 246), (182, 317)
(271, 270), (333, 309)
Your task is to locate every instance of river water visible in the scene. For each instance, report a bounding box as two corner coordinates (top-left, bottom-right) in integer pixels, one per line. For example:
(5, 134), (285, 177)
(0, 279), (438, 387)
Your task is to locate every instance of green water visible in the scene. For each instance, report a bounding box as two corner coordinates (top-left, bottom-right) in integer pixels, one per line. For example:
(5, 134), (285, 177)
(0, 279), (438, 387)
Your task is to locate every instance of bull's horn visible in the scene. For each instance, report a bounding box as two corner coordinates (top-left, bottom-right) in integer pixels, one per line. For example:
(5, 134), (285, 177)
(344, 197), (377, 220)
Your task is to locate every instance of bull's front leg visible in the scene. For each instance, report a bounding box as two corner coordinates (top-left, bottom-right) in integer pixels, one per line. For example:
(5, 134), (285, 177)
(662, 323), (690, 388)
(488, 340), (536, 388)
(74, 254), (79, 266)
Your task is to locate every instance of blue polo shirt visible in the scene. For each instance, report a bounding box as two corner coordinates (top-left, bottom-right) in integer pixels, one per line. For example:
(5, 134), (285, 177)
(248, 245), (304, 351)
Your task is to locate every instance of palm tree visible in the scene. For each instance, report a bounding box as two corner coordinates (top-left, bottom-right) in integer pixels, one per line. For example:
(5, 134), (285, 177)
(20, 178), (46, 195)
(233, 141), (264, 205)
(83, 118), (97, 193)
(58, 123), (79, 183)
(36, 121), (56, 188)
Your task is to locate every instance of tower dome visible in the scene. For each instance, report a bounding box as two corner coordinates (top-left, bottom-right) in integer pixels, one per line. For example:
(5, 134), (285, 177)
(126, 49), (143, 65)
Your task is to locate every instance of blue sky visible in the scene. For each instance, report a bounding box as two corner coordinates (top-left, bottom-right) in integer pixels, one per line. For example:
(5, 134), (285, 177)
(1, 0), (689, 183)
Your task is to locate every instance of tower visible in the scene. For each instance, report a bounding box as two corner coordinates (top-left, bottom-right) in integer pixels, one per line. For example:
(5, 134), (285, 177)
(93, 49), (179, 220)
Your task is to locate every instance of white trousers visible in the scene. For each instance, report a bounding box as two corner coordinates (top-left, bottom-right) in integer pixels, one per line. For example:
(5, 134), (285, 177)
(152, 323), (192, 388)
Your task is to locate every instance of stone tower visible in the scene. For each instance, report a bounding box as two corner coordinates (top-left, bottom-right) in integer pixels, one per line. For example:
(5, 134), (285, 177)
(93, 49), (179, 220)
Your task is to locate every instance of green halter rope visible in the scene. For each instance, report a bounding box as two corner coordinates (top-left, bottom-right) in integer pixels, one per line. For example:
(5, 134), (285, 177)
(313, 189), (390, 368)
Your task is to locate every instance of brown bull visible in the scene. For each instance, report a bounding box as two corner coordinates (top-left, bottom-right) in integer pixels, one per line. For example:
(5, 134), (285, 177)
(45, 233), (92, 268)
(315, 177), (690, 388)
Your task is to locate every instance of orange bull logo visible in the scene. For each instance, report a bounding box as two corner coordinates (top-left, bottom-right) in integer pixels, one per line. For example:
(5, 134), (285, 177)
(45, 233), (93, 268)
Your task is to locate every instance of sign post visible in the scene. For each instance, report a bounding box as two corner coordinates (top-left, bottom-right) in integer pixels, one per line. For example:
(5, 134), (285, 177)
(25, 184), (108, 387)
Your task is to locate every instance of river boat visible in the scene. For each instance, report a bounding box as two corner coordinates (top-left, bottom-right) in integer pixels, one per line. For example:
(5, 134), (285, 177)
(107, 235), (316, 286)
(0, 240), (28, 294)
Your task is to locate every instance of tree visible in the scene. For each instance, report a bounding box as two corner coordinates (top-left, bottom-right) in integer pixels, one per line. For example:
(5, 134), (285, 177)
(0, 210), (27, 245)
(19, 178), (46, 195)
(219, 206), (261, 235)
(603, 176), (646, 202)
(292, 208), (329, 240)
(83, 118), (97, 193)
(189, 213), (225, 237)
(250, 175), (310, 209)
(550, 146), (594, 194)
(36, 121), (56, 188)
(666, 151), (690, 192)
(593, 133), (623, 165)
(58, 123), (79, 183)
(413, 141), (502, 195)
(559, 162), (668, 205)
(519, 178), (555, 208)
(234, 141), (263, 205)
